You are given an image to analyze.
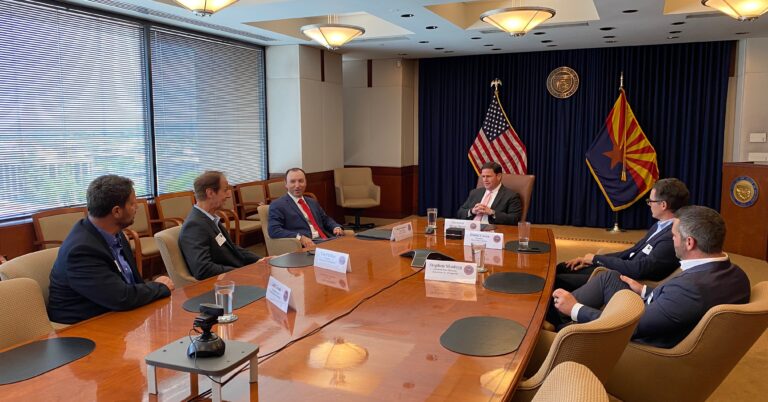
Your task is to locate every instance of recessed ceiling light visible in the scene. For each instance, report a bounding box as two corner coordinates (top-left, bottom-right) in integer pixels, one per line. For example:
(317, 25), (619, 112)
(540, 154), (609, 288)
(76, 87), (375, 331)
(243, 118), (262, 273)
(667, 36), (679, 39)
(471, 37), (482, 40)
(434, 47), (444, 50)
(418, 40), (429, 44)
(546, 44), (557, 47)
(541, 40), (553, 43)
(669, 31), (682, 34)
(426, 26), (438, 30)
(603, 35), (616, 39)
(400, 14), (414, 18)
(735, 32), (750, 35)
(484, 44), (494, 47)
(600, 27), (616, 31)
(606, 40), (618, 43)
(622, 9), (638, 13)
(672, 21), (685, 25)
(533, 32), (546, 35)
(491, 48), (501, 51)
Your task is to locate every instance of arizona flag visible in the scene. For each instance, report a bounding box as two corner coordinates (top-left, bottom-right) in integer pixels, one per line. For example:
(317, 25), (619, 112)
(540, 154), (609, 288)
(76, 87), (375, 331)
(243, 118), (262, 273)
(468, 92), (527, 175)
(586, 88), (659, 211)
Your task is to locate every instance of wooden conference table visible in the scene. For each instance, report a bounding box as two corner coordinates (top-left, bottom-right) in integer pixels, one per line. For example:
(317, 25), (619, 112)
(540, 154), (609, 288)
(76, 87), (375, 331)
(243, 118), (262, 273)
(4, 219), (556, 401)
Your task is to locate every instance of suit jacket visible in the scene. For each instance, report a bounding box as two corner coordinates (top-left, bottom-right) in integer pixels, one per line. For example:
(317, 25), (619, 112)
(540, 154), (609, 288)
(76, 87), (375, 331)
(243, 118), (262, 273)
(456, 185), (522, 225)
(592, 221), (679, 280)
(178, 207), (261, 280)
(578, 260), (750, 348)
(268, 194), (341, 239)
(47, 218), (171, 324)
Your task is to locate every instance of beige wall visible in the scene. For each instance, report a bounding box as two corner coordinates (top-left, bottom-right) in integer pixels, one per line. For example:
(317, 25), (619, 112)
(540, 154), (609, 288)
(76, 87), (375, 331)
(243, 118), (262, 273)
(729, 38), (768, 162)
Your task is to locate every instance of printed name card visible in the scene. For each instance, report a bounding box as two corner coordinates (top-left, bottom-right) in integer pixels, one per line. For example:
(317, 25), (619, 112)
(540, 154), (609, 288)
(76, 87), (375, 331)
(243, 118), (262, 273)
(390, 222), (414, 241)
(266, 276), (291, 313)
(424, 260), (478, 284)
(463, 230), (505, 250)
(443, 218), (482, 233)
(313, 248), (351, 273)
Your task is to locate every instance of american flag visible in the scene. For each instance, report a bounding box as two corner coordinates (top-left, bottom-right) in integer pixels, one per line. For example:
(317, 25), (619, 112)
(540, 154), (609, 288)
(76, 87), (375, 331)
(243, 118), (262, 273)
(468, 93), (527, 174)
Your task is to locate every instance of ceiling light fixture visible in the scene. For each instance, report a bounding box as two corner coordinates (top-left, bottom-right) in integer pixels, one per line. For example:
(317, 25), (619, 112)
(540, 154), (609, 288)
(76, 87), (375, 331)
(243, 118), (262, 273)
(479, 1), (555, 37)
(300, 15), (365, 50)
(174, 0), (238, 16)
(703, 0), (768, 21)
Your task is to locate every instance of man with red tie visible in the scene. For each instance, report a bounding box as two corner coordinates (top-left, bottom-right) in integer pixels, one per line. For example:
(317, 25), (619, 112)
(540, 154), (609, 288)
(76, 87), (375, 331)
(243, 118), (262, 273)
(456, 161), (522, 225)
(268, 167), (344, 248)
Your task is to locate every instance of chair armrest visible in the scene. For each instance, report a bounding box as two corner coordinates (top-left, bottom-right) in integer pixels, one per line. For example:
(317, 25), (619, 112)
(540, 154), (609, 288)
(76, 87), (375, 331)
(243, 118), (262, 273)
(343, 229), (355, 236)
(150, 217), (184, 227)
(268, 237), (302, 256)
(589, 266), (611, 281)
(215, 210), (236, 230)
(335, 185), (344, 206)
(123, 228), (143, 276)
(34, 240), (63, 247)
(369, 184), (381, 204)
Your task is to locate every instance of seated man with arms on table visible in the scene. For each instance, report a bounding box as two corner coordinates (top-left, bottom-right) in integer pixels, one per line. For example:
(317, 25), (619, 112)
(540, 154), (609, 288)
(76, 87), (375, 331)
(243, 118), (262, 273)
(456, 161), (522, 225)
(548, 205), (750, 348)
(268, 167), (344, 249)
(48, 175), (174, 324)
(554, 178), (689, 292)
(179, 171), (265, 280)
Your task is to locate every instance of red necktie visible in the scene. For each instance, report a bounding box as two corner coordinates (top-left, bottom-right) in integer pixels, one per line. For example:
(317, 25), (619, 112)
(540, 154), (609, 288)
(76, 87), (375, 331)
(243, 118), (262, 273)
(297, 198), (328, 239)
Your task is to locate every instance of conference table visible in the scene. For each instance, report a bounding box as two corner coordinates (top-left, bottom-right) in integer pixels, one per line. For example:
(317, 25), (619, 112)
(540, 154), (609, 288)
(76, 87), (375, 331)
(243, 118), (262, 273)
(4, 219), (556, 401)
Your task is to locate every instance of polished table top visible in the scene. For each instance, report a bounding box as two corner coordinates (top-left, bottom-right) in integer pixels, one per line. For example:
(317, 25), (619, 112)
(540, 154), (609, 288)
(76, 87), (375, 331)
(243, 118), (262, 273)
(3, 219), (556, 401)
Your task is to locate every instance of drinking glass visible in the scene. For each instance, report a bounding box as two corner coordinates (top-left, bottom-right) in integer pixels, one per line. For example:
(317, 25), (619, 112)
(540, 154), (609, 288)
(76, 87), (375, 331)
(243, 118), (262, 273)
(518, 221), (531, 251)
(215, 280), (238, 323)
(427, 208), (438, 229)
(472, 242), (487, 273)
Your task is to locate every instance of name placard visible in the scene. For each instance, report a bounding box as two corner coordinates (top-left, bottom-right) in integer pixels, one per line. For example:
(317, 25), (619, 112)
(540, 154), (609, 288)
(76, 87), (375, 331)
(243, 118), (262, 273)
(266, 276), (291, 313)
(443, 218), (482, 233)
(424, 260), (478, 284)
(314, 267), (350, 291)
(314, 248), (351, 273)
(464, 230), (504, 250)
(390, 222), (414, 241)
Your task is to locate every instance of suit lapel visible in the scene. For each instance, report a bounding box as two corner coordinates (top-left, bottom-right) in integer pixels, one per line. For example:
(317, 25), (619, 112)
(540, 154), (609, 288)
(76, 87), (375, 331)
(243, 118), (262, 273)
(286, 195), (312, 231)
(489, 186), (507, 210)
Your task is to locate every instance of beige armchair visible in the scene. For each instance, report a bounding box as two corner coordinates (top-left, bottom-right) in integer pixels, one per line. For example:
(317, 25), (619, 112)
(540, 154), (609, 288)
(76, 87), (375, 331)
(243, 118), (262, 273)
(32, 207), (87, 249)
(0, 247), (59, 306)
(153, 226), (197, 288)
(605, 281), (768, 402)
(220, 196), (262, 246)
(154, 191), (193, 229)
(512, 289), (644, 402)
(476, 174), (535, 222)
(266, 178), (287, 202)
(531, 362), (609, 402)
(334, 167), (381, 230)
(257, 205), (302, 256)
(123, 198), (170, 278)
(0, 278), (54, 350)
(235, 181), (267, 221)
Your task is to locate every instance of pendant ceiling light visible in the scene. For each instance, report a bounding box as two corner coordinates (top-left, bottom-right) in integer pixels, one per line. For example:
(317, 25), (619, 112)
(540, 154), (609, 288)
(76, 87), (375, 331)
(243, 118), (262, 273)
(702, 0), (768, 21)
(174, 0), (238, 17)
(480, 5), (556, 37)
(301, 15), (365, 50)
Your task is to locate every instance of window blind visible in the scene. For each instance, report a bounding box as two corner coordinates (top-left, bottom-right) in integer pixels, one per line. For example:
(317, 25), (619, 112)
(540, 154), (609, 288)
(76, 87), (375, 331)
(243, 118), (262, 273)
(150, 28), (267, 194)
(0, 0), (152, 221)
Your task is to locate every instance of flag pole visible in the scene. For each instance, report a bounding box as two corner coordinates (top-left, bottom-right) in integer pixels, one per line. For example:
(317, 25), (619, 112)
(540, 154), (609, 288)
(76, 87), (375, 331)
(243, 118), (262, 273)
(607, 72), (626, 233)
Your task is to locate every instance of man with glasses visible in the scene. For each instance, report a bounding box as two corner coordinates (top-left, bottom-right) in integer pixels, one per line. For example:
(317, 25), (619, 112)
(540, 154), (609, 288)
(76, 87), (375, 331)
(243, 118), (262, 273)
(179, 171), (265, 280)
(554, 178), (690, 291)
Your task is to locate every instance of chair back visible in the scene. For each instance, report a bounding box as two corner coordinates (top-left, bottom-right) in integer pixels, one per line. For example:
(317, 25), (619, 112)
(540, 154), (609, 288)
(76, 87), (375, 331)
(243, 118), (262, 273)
(258, 205), (301, 256)
(32, 207), (87, 249)
(236, 181), (267, 217)
(155, 191), (194, 228)
(153, 226), (197, 288)
(0, 247), (59, 305)
(266, 178), (287, 202)
(477, 174), (535, 222)
(513, 290), (644, 402)
(126, 198), (152, 235)
(333, 167), (381, 207)
(606, 281), (768, 402)
(0, 278), (54, 350)
(531, 362), (609, 402)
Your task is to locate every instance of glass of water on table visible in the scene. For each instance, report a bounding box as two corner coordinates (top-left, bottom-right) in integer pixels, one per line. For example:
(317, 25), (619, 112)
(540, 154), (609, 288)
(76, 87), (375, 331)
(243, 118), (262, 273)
(215, 280), (237, 323)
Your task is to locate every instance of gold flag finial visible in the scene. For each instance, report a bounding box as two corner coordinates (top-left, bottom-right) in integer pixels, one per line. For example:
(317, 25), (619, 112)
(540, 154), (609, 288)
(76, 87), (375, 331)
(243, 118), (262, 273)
(490, 78), (502, 93)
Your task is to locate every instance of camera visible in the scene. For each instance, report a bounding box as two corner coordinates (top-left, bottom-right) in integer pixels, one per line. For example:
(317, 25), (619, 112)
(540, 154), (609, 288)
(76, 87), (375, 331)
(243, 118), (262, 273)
(187, 303), (226, 358)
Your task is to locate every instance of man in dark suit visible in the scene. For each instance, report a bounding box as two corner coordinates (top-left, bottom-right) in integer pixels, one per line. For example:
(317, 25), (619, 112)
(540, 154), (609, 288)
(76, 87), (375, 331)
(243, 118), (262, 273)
(48, 175), (173, 324)
(554, 178), (690, 291)
(456, 161), (522, 225)
(268, 167), (344, 249)
(179, 171), (264, 280)
(549, 206), (751, 348)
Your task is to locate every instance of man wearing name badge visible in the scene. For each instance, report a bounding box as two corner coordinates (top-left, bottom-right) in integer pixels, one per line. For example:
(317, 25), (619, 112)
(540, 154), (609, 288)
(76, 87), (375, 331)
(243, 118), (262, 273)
(48, 175), (174, 324)
(179, 171), (265, 280)
(554, 178), (689, 292)
(456, 161), (522, 225)
(268, 167), (344, 249)
(548, 206), (750, 348)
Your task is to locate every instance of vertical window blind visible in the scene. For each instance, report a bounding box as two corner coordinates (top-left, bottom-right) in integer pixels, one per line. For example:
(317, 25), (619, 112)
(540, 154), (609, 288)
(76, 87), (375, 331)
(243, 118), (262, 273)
(0, 0), (152, 221)
(150, 28), (268, 194)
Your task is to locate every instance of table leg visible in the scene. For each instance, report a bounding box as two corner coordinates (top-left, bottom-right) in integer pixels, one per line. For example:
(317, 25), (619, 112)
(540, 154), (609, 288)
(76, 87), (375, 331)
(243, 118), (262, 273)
(147, 364), (157, 395)
(211, 376), (222, 402)
(249, 357), (258, 383)
(189, 373), (198, 395)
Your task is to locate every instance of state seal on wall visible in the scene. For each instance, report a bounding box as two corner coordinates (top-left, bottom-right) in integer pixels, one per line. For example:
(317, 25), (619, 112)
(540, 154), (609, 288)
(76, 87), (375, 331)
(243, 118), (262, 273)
(730, 176), (759, 208)
(547, 67), (579, 99)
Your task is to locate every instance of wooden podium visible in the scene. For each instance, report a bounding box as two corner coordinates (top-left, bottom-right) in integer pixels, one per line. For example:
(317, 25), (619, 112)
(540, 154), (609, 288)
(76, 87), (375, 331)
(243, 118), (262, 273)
(720, 162), (768, 261)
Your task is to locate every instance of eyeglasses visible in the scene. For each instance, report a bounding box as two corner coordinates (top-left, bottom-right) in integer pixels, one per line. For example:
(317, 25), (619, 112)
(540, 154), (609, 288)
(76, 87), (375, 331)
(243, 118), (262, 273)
(645, 198), (663, 205)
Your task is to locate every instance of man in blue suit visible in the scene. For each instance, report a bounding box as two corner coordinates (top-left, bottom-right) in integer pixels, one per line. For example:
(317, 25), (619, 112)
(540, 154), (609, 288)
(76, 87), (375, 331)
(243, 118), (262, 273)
(554, 178), (690, 291)
(48, 175), (173, 324)
(268, 168), (344, 249)
(549, 205), (751, 348)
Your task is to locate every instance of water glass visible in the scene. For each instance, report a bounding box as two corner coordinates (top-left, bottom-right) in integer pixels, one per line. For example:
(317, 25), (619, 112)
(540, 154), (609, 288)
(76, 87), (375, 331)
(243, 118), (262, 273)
(472, 242), (487, 273)
(518, 221), (531, 250)
(427, 208), (438, 229)
(215, 280), (238, 323)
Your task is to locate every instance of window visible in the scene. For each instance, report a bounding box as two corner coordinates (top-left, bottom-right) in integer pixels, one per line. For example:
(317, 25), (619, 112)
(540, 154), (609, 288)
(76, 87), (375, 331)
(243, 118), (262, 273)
(0, 1), (152, 221)
(151, 28), (268, 194)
